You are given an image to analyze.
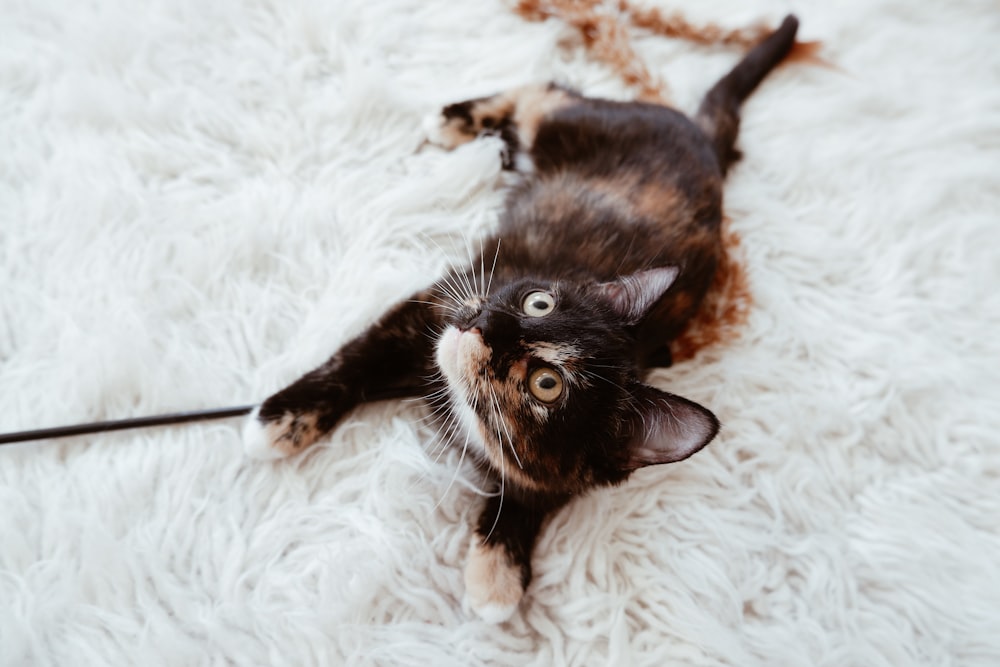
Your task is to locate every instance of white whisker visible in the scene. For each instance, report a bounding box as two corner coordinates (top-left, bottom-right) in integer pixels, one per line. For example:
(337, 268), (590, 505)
(421, 232), (474, 303)
(582, 369), (628, 394)
(484, 427), (505, 542)
(489, 384), (523, 470)
(485, 237), (501, 296)
(408, 299), (459, 316)
(433, 423), (471, 512)
(437, 273), (469, 305)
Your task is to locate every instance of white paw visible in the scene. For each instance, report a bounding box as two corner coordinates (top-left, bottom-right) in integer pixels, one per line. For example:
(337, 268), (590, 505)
(421, 111), (447, 145)
(422, 110), (471, 150)
(242, 407), (288, 460)
(463, 536), (524, 623)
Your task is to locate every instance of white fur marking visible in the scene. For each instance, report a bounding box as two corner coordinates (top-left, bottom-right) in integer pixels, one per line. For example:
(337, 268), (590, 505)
(242, 408), (322, 459)
(435, 327), (489, 458)
(529, 342), (580, 365)
(464, 536), (523, 623)
(242, 407), (288, 460)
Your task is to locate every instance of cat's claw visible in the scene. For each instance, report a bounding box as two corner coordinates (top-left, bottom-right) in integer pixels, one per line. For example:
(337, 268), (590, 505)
(463, 536), (524, 623)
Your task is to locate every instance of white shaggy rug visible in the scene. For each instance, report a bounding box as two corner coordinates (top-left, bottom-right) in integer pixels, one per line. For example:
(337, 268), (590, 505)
(2, 0), (999, 664)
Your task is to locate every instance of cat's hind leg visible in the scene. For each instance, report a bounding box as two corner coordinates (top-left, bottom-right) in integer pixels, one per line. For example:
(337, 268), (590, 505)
(425, 83), (576, 169)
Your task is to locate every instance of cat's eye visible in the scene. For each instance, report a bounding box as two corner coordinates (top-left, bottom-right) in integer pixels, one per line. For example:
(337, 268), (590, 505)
(522, 291), (555, 317)
(528, 367), (564, 403)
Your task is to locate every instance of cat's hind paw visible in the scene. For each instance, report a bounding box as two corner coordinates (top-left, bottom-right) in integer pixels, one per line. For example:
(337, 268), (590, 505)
(422, 104), (479, 150)
(242, 407), (322, 460)
(463, 535), (525, 623)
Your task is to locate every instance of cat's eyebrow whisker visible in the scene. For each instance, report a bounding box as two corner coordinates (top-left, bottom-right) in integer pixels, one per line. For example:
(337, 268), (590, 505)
(582, 369), (628, 394)
(459, 230), (480, 298)
(436, 274), (468, 306)
(458, 268), (477, 304)
(479, 237), (486, 299)
(485, 237), (501, 296)
(584, 362), (625, 370)
(453, 270), (477, 305)
(453, 233), (479, 301)
(418, 232), (475, 303)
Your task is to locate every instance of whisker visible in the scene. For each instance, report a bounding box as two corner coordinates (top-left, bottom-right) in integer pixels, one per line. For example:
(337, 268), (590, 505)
(411, 400), (452, 422)
(420, 232), (474, 303)
(485, 237), (501, 296)
(582, 369), (629, 394)
(484, 425), (505, 542)
(426, 412), (463, 462)
(437, 273), (469, 306)
(460, 229), (480, 297)
(489, 384), (523, 470)
(403, 404), (473, 498)
(452, 232), (479, 301)
(432, 428), (471, 513)
(408, 299), (459, 315)
(479, 236), (486, 299)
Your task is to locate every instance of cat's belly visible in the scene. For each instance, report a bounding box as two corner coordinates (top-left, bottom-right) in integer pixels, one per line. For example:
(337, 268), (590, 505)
(497, 171), (721, 282)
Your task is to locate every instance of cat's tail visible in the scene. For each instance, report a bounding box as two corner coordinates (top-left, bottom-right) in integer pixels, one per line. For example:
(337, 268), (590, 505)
(696, 14), (800, 173)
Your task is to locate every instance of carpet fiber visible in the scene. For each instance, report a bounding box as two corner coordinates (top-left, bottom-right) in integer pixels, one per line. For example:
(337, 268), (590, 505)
(2, 1), (999, 665)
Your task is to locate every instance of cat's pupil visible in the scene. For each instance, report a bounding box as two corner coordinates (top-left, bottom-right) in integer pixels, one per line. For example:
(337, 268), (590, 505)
(538, 376), (556, 389)
(532, 300), (548, 310)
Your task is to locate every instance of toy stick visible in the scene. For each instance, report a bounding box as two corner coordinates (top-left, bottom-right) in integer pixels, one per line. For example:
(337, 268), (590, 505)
(0, 385), (426, 446)
(0, 405), (256, 445)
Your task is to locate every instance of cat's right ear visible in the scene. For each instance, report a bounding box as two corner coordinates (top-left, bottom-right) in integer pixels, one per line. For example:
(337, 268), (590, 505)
(622, 383), (719, 471)
(592, 266), (680, 325)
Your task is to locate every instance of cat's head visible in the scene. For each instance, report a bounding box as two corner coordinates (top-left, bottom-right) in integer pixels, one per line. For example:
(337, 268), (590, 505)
(433, 266), (719, 494)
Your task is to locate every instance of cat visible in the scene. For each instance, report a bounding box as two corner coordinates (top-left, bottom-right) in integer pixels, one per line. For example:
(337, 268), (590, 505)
(244, 15), (801, 622)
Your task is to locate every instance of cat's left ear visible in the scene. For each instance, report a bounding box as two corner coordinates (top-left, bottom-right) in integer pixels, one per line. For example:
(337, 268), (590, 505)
(623, 384), (719, 471)
(593, 266), (680, 325)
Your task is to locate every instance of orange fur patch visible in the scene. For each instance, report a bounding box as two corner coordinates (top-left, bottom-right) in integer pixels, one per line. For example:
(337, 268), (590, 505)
(670, 221), (751, 362)
(514, 0), (668, 103)
(514, 1), (826, 100)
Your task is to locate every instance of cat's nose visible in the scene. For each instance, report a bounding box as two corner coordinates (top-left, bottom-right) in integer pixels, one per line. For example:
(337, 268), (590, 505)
(468, 308), (518, 343)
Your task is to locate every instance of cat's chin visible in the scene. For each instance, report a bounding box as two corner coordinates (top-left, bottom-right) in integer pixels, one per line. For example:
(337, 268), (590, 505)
(242, 407), (290, 461)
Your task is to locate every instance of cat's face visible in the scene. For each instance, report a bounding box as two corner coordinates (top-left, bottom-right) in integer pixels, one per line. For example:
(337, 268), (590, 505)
(434, 271), (719, 494)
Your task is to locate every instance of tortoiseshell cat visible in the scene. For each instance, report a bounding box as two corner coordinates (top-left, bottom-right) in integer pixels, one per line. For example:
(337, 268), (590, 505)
(245, 16), (800, 621)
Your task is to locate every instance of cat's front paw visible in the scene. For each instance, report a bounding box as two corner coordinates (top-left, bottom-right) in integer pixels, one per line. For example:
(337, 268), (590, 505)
(242, 406), (323, 460)
(463, 535), (525, 623)
(422, 103), (478, 150)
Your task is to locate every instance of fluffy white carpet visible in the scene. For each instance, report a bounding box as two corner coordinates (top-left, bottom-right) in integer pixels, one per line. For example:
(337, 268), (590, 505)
(2, 0), (999, 664)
